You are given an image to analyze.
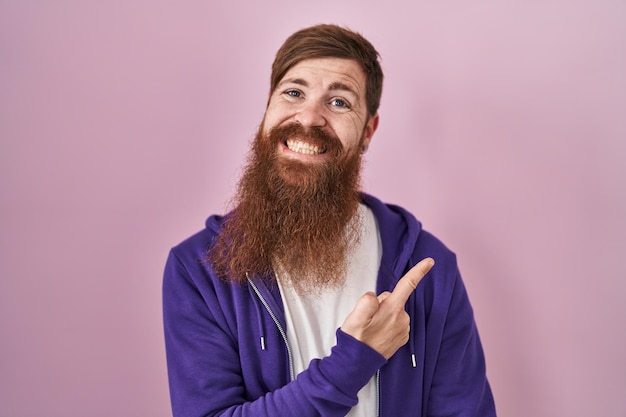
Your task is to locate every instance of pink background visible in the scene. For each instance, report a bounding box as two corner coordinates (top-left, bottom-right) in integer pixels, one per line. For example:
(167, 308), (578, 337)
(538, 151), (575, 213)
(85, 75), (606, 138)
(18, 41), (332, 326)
(1, 1), (625, 416)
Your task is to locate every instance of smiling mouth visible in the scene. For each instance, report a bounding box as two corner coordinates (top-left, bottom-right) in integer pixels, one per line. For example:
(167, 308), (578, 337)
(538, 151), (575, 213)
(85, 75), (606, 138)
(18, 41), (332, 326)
(285, 139), (327, 155)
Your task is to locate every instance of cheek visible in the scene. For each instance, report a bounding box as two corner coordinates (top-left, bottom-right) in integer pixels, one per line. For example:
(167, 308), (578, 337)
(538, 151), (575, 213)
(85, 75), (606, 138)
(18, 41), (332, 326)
(262, 106), (288, 135)
(338, 122), (365, 151)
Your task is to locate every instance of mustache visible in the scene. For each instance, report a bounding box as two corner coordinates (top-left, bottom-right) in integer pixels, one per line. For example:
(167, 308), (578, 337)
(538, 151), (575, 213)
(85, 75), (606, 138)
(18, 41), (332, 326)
(266, 123), (344, 155)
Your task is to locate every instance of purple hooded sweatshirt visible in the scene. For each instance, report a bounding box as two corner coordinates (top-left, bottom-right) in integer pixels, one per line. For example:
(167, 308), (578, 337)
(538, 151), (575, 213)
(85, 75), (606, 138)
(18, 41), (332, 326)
(163, 193), (496, 417)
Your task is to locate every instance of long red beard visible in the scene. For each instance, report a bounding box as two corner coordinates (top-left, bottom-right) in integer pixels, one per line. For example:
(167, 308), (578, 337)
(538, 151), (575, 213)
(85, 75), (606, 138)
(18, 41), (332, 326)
(208, 122), (364, 294)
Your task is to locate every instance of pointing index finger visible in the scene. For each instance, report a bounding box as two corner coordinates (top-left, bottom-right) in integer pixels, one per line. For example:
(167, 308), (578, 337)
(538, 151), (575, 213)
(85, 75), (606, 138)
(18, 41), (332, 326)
(389, 258), (435, 305)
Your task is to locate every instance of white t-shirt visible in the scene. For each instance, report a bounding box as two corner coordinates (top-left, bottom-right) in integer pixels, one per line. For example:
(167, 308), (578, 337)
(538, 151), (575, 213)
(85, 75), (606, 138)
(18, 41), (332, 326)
(277, 204), (382, 417)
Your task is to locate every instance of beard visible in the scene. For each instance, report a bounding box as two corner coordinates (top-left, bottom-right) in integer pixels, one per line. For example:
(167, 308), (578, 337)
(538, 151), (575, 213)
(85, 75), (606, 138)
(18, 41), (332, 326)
(207, 122), (365, 294)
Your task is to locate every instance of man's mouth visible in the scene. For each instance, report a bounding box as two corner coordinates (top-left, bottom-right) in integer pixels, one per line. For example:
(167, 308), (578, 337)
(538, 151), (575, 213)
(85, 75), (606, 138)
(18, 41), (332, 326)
(285, 139), (326, 155)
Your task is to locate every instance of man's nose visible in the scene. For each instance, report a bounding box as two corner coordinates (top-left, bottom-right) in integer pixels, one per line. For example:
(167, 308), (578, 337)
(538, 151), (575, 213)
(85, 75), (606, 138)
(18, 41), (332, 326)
(294, 101), (327, 128)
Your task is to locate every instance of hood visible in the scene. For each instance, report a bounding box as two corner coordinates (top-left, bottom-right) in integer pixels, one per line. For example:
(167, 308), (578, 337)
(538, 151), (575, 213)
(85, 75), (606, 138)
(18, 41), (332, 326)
(206, 212), (226, 235)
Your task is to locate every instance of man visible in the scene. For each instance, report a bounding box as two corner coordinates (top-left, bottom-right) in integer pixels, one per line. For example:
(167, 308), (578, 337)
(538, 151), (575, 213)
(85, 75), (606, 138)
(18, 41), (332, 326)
(163, 24), (496, 417)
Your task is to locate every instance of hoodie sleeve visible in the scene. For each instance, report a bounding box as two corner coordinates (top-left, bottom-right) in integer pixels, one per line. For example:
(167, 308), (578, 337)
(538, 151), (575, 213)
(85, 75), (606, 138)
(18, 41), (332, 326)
(163, 248), (387, 417)
(425, 266), (497, 417)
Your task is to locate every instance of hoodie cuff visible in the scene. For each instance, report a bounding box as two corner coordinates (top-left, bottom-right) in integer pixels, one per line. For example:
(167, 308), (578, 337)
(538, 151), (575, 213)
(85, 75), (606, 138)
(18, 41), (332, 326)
(317, 329), (388, 394)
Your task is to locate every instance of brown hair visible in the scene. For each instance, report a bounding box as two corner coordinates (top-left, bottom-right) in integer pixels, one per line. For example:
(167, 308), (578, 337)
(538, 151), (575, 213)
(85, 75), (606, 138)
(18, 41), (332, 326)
(270, 24), (384, 117)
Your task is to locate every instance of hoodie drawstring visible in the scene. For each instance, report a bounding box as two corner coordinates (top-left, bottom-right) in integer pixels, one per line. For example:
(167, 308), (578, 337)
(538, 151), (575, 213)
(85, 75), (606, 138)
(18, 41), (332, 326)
(408, 293), (417, 368)
(407, 257), (418, 368)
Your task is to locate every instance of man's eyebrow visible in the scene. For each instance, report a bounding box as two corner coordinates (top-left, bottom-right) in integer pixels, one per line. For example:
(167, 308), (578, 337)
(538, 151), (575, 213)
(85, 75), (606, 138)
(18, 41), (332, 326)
(277, 77), (309, 88)
(327, 81), (359, 97)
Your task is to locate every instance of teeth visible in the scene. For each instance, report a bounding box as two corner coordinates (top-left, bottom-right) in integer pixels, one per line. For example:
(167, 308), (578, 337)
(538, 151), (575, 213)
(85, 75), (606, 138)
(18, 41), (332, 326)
(286, 139), (324, 155)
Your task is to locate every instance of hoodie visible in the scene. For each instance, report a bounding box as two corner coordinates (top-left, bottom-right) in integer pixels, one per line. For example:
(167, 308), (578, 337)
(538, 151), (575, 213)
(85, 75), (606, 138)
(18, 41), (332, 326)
(163, 193), (497, 417)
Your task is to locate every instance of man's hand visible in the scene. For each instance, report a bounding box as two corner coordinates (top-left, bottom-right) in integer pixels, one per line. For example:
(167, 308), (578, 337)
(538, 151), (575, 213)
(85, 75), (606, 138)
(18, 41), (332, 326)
(340, 258), (435, 359)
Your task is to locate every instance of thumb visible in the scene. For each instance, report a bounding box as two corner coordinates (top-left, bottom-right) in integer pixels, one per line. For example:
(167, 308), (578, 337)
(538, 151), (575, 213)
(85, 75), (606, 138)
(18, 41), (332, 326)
(341, 291), (379, 333)
(351, 291), (380, 318)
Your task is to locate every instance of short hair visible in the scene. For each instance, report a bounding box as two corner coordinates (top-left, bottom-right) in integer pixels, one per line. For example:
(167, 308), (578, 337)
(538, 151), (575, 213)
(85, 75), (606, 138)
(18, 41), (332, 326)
(270, 24), (384, 117)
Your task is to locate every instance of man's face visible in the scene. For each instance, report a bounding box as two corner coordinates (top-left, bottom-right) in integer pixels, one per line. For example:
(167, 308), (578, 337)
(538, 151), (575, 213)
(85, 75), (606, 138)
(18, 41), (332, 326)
(208, 58), (379, 291)
(262, 57), (379, 165)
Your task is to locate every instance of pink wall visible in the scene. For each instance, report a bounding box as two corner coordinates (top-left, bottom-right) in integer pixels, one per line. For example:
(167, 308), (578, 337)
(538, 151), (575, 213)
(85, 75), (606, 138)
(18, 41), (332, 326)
(1, 1), (624, 416)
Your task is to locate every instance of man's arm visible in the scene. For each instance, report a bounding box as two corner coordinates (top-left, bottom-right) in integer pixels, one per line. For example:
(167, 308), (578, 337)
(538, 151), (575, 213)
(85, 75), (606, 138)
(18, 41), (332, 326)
(163, 250), (435, 417)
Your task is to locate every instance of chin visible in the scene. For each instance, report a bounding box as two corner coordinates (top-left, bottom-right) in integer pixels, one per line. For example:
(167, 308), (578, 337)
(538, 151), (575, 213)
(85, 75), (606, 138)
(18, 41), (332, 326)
(275, 158), (326, 188)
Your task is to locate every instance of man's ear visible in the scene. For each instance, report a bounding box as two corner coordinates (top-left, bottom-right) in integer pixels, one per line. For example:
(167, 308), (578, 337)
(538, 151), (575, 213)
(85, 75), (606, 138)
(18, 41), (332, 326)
(362, 113), (379, 150)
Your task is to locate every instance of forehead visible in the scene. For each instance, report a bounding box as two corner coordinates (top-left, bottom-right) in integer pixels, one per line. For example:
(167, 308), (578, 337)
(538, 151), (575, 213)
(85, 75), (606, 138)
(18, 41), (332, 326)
(278, 57), (367, 94)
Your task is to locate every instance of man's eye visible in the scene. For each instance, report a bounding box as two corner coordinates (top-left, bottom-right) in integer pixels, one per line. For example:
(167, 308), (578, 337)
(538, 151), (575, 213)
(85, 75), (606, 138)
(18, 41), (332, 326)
(331, 98), (349, 108)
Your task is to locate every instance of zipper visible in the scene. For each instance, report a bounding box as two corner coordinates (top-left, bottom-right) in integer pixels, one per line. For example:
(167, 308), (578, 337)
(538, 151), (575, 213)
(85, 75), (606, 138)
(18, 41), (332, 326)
(248, 278), (296, 382)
